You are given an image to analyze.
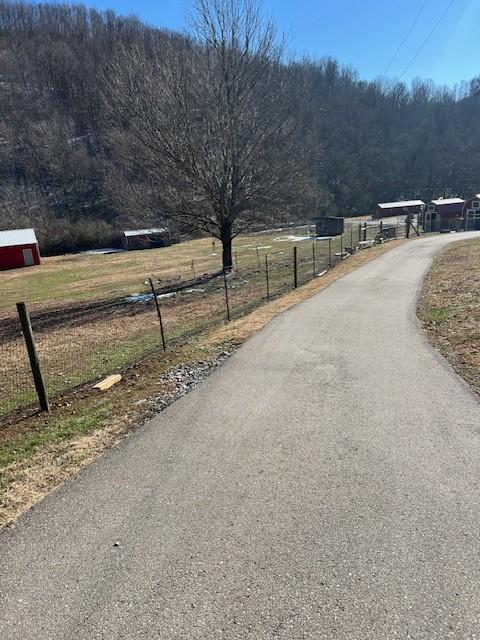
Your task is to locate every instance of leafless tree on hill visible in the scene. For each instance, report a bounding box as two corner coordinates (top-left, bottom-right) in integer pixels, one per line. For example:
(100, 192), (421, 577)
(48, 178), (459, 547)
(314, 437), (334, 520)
(103, 0), (309, 269)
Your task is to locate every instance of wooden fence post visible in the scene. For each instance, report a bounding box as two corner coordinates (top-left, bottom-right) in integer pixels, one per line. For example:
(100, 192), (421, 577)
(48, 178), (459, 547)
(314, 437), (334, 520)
(16, 302), (50, 412)
(265, 254), (270, 301)
(293, 246), (298, 289)
(149, 279), (166, 351)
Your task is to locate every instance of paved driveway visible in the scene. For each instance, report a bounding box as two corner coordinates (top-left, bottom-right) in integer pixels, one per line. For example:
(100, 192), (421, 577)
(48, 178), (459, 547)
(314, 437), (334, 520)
(1, 233), (480, 639)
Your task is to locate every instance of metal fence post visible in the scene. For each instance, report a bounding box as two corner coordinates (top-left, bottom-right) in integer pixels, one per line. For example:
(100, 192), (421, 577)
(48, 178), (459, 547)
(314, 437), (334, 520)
(265, 254), (270, 301)
(149, 278), (166, 351)
(363, 222), (367, 242)
(234, 251), (238, 272)
(340, 233), (343, 257)
(16, 301), (50, 412)
(312, 241), (316, 277)
(223, 269), (231, 321)
(293, 246), (298, 289)
(191, 258), (196, 279)
(328, 238), (332, 267)
(350, 224), (353, 251)
(256, 246), (260, 268)
(358, 223), (362, 242)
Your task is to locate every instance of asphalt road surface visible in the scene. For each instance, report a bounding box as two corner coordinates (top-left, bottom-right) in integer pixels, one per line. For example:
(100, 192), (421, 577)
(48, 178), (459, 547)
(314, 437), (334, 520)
(2, 233), (480, 639)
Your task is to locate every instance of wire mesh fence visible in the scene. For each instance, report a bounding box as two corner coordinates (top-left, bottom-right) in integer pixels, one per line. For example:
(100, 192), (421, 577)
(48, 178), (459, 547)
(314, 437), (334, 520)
(0, 219), (407, 424)
(0, 317), (37, 416)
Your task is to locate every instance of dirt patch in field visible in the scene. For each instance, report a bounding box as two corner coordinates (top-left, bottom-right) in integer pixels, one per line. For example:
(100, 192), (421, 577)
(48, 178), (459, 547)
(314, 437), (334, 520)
(418, 238), (480, 396)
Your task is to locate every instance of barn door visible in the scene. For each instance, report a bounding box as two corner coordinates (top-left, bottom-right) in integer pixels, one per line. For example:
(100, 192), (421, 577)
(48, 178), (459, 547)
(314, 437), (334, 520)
(22, 248), (34, 266)
(425, 211), (431, 231)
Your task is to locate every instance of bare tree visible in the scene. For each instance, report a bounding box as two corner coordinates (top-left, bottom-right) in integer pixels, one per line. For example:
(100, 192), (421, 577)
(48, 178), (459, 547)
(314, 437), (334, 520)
(104, 0), (307, 269)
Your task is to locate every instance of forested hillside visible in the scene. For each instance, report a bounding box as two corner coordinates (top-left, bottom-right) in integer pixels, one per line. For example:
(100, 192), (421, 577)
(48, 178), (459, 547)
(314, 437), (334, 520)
(0, 0), (479, 254)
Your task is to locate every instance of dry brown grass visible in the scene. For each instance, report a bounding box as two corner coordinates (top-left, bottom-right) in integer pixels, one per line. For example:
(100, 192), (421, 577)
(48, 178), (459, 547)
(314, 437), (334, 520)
(1, 422), (129, 520)
(418, 238), (480, 395)
(0, 238), (405, 527)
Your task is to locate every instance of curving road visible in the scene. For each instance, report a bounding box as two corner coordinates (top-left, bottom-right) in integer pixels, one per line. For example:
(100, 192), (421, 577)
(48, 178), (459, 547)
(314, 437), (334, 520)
(1, 233), (480, 639)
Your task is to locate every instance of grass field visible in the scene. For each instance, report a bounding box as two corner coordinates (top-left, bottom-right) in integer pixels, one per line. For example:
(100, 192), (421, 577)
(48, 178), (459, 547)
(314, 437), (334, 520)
(418, 238), (480, 396)
(0, 221), (382, 317)
(0, 228), (307, 315)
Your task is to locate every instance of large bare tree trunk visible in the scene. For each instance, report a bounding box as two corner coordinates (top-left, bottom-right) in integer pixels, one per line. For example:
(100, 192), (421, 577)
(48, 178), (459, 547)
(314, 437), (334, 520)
(221, 235), (233, 271)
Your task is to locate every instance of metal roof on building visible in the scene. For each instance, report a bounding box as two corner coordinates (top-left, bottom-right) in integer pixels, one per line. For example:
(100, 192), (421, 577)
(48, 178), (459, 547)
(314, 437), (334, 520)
(123, 228), (167, 237)
(377, 200), (425, 209)
(0, 228), (38, 248)
(431, 198), (465, 206)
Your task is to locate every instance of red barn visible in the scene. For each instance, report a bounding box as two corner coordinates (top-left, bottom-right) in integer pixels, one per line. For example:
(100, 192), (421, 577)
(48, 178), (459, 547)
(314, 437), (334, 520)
(423, 198), (465, 232)
(0, 228), (41, 271)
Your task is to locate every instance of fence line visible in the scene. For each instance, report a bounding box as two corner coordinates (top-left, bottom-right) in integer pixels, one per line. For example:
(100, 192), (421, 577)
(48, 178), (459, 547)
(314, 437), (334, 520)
(0, 220), (407, 424)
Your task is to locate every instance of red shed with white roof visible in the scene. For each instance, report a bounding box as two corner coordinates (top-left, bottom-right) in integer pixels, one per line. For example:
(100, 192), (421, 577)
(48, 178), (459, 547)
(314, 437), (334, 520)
(0, 228), (41, 270)
(423, 198), (465, 232)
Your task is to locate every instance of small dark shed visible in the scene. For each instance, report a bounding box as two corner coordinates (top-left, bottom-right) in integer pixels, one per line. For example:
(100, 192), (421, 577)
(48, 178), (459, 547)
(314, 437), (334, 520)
(122, 228), (173, 251)
(314, 216), (344, 237)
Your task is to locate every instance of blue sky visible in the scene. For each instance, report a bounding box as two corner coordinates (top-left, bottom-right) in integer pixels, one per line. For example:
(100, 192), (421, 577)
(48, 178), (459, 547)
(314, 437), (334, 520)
(52, 0), (480, 87)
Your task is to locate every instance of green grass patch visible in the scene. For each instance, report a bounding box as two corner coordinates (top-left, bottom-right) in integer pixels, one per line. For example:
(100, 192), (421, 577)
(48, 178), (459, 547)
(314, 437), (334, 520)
(0, 406), (110, 469)
(428, 307), (456, 323)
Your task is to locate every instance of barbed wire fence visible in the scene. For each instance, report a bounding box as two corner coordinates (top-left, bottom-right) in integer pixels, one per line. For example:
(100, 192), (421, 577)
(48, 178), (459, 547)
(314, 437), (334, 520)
(0, 219), (407, 425)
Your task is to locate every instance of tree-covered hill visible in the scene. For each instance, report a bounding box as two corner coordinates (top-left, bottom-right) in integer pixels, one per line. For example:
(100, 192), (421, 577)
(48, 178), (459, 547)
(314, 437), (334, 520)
(0, 1), (478, 253)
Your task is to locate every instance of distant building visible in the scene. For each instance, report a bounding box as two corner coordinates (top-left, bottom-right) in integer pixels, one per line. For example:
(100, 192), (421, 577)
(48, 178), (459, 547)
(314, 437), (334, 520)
(423, 198), (465, 232)
(0, 228), (41, 271)
(122, 228), (173, 251)
(374, 200), (425, 219)
(463, 194), (480, 230)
